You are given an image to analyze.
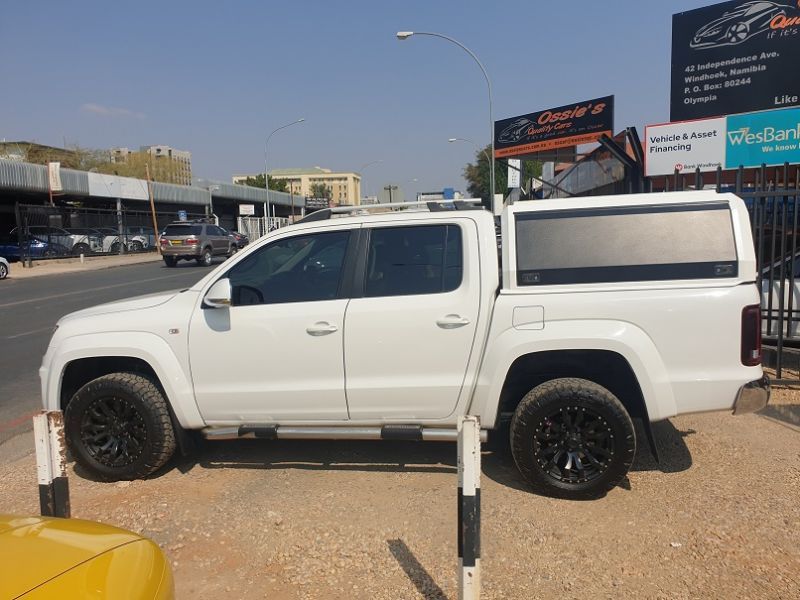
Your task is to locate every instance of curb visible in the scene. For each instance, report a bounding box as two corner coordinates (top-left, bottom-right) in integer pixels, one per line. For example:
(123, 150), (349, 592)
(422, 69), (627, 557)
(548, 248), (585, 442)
(8, 254), (162, 280)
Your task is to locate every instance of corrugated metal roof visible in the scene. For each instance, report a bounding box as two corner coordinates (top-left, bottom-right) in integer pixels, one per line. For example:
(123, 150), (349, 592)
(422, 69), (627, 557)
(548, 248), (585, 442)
(0, 158), (89, 195)
(195, 178), (305, 207)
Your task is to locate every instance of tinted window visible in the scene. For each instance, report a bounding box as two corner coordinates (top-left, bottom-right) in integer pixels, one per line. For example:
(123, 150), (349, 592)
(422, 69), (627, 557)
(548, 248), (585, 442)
(365, 225), (462, 297)
(164, 224), (202, 236)
(227, 231), (350, 305)
(515, 203), (738, 285)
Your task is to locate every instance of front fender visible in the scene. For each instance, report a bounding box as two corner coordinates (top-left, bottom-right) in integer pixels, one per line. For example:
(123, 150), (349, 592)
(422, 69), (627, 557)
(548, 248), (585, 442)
(470, 319), (676, 427)
(40, 331), (205, 429)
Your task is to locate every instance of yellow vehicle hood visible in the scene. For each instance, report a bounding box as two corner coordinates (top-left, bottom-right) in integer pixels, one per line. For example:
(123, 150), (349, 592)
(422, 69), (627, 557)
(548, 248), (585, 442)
(0, 515), (171, 599)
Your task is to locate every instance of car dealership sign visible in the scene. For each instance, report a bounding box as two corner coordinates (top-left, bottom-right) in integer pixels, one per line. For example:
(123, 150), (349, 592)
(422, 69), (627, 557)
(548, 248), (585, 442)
(645, 118), (727, 176)
(671, 1), (800, 121)
(494, 96), (614, 158)
(646, 106), (800, 175)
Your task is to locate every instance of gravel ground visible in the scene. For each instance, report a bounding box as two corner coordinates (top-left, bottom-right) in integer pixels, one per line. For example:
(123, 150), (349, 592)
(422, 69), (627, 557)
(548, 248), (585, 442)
(1, 388), (798, 599)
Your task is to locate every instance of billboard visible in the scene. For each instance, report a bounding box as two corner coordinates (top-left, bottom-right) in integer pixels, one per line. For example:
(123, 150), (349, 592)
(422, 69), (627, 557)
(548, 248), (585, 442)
(726, 105), (800, 167)
(494, 96), (614, 158)
(645, 117), (727, 176)
(646, 106), (800, 175)
(671, 1), (800, 121)
(87, 172), (149, 200)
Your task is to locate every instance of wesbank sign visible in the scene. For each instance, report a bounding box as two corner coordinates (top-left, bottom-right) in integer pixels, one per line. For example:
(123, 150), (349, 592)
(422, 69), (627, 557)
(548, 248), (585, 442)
(725, 107), (800, 168)
(645, 106), (800, 176)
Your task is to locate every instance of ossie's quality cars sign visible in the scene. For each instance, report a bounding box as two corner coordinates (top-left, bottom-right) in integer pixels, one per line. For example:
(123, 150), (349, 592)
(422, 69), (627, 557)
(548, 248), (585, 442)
(671, 0), (800, 121)
(494, 96), (614, 158)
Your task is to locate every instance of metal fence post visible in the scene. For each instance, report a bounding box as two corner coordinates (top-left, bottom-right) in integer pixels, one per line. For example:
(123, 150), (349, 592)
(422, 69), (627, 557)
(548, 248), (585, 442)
(33, 411), (70, 518)
(457, 415), (481, 599)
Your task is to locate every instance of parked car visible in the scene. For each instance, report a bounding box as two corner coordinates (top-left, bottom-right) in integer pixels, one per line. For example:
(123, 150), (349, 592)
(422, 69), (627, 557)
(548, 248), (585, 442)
(43, 191), (768, 499)
(65, 227), (105, 253)
(125, 225), (158, 251)
(0, 233), (70, 260)
(11, 226), (94, 256)
(0, 514), (173, 599)
(0, 256), (8, 279)
(227, 229), (250, 249)
(159, 221), (237, 267)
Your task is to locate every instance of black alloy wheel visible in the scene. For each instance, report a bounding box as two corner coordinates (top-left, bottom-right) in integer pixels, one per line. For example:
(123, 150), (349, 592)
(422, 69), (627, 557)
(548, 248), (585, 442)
(510, 378), (636, 499)
(533, 405), (613, 485)
(64, 372), (177, 481)
(80, 396), (147, 468)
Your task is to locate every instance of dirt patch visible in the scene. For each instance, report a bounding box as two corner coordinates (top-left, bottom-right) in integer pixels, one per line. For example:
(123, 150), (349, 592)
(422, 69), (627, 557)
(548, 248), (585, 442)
(1, 390), (798, 599)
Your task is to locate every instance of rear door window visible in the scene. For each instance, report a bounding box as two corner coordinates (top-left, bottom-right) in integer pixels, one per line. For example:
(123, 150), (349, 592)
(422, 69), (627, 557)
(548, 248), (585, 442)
(364, 225), (463, 297)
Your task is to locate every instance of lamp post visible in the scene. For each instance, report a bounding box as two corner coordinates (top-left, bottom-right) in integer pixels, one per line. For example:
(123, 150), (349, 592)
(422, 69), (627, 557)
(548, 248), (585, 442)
(397, 31), (496, 213)
(207, 184), (220, 222)
(265, 118), (305, 232)
(448, 137), (492, 164)
(359, 159), (383, 204)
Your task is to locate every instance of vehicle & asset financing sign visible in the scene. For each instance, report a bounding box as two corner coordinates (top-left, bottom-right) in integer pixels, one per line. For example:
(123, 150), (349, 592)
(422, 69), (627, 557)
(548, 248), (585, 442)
(671, 0), (800, 121)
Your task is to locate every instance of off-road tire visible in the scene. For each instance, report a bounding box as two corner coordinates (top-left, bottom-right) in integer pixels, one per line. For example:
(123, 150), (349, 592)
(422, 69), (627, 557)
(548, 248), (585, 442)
(163, 256), (178, 267)
(64, 372), (176, 481)
(510, 377), (636, 499)
(197, 247), (213, 266)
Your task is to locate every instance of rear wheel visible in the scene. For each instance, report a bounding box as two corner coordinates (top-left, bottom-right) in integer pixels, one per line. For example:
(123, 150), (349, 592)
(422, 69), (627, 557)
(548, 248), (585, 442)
(130, 240), (144, 252)
(110, 242), (121, 254)
(227, 244), (238, 258)
(163, 256), (177, 267)
(64, 372), (176, 481)
(197, 248), (213, 267)
(510, 378), (636, 499)
(0, 262), (7, 279)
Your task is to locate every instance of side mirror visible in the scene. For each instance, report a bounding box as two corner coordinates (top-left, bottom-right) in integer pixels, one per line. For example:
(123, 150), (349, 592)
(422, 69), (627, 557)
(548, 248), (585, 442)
(204, 278), (232, 309)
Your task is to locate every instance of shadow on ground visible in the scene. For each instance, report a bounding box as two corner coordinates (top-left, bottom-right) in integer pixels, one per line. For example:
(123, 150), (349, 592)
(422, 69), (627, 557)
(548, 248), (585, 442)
(387, 538), (447, 600)
(758, 403), (800, 429)
(144, 417), (696, 498)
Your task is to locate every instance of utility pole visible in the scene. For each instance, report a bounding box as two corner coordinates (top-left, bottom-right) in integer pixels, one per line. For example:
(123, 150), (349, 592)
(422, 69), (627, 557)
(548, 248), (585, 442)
(146, 164), (160, 255)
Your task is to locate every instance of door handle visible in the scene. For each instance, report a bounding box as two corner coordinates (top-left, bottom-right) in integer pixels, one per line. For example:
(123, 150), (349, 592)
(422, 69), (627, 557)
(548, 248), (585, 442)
(436, 314), (471, 329)
(306, 321), (339, 336)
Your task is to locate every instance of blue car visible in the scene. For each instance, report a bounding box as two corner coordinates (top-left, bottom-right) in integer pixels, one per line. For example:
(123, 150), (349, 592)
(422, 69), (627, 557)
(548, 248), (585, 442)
(0, 234), (70, 261)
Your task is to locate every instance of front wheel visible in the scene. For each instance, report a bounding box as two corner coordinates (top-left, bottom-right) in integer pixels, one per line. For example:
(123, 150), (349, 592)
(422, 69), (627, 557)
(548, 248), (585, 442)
(64, 372), (177, 481)
(0, 262), (7, 279)
(510, 378), (636, 499)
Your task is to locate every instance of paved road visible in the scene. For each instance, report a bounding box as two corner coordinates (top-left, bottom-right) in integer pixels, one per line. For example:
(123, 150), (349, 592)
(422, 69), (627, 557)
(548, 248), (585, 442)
(0, 261), (211, 445)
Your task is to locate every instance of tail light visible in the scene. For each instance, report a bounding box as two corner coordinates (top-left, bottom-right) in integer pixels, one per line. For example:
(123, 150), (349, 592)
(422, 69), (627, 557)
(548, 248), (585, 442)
(160, 238), (168, 246)
(186, 237), (199, 245)
(741, 304), (762, 366)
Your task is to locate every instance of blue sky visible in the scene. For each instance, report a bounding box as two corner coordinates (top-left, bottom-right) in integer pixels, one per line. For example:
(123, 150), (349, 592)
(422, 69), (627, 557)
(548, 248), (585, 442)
(1, 0), (718, 196)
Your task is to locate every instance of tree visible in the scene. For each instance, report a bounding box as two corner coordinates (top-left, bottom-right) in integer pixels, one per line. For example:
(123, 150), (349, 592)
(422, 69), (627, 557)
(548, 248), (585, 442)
(463, 144), (542, 204)
(309, 183), (332, 199)
(237, 173), (288, 192)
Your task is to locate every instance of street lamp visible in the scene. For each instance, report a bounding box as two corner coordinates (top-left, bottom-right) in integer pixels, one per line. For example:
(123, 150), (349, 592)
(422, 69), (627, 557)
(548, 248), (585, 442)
(448, 137), (492, 164)
(206, 184), (220, 221)
(265, 118), (305, 232)
(397, 31), (496, 213)
(358, 159), (383, 204)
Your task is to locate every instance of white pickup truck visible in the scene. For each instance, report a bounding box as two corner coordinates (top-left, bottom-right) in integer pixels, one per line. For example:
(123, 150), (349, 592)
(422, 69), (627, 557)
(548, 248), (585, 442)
(40, 191), (769, 499)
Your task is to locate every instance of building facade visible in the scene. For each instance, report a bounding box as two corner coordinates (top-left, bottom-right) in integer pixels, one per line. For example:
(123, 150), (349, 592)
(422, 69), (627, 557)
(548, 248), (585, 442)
(112, 145), (193, 185)
(233, 166), (361, 206)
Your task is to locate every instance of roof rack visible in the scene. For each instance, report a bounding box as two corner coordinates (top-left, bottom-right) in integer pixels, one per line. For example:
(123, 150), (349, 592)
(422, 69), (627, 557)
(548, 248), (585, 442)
(297, 199), (485, 223)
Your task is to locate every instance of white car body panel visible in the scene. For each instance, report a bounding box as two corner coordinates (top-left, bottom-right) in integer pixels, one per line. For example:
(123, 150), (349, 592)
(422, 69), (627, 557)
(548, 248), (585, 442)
(40, 191), (764, 433)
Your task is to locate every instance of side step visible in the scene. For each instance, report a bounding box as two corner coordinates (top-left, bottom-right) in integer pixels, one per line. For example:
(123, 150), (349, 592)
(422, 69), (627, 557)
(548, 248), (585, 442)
(201, 424), (488, 443)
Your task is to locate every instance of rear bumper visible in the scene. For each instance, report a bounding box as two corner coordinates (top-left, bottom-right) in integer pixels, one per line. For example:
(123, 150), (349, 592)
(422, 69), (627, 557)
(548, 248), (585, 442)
(733, 375), (770, 415)
(162, 247), (201, 257)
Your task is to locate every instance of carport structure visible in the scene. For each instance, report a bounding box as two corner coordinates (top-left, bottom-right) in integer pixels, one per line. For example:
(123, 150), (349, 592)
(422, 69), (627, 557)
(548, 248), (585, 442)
(0, 158), (302, 236)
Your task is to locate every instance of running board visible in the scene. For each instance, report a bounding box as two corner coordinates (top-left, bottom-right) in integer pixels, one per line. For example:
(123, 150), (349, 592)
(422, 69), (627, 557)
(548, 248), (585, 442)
(201, 424), (488, 443)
